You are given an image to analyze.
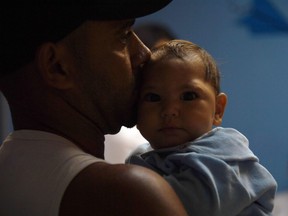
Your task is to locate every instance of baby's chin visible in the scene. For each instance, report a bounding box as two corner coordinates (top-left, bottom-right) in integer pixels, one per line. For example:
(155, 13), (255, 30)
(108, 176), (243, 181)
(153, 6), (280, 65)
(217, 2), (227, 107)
(151, 140), (189, 150)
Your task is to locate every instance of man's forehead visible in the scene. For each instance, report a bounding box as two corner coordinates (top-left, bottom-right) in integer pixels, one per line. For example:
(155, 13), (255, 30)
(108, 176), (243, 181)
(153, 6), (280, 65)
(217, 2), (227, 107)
(107, 19), (136, 29)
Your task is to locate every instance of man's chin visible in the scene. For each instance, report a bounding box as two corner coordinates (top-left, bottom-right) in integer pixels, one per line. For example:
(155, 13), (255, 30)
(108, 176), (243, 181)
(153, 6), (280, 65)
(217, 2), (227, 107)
(123, 120), (137, 129)
(123, 114), (137, 128)
(122, 108), (137, 128)
(107, 122), (135, 135)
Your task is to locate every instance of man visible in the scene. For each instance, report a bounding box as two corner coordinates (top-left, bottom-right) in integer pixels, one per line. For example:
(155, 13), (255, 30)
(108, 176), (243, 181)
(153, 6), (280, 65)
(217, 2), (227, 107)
(0, 1), (188, 215)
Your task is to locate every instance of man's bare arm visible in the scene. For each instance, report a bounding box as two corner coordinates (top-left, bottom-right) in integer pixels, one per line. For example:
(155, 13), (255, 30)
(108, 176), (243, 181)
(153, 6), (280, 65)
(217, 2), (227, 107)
(60, 162), (188, 216)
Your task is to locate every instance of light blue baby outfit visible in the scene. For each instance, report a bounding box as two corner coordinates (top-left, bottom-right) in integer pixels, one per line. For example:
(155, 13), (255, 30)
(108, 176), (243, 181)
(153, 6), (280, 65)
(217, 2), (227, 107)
(126, 127), (277, 216)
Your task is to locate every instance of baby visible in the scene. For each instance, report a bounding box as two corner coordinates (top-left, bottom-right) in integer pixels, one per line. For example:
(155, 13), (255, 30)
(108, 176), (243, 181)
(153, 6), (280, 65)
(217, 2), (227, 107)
(126, 39), (277, 216)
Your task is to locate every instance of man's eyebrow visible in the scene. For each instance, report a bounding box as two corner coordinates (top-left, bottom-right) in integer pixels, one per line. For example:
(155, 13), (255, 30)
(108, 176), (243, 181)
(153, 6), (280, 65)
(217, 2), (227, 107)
(113, 19), (135, 35)
(120, 19), (136, 29)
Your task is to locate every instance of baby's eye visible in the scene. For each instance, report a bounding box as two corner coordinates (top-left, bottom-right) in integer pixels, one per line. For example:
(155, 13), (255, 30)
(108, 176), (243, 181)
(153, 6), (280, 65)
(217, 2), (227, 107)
(143, 93), (161, 102)
(181, 92), (198, 101)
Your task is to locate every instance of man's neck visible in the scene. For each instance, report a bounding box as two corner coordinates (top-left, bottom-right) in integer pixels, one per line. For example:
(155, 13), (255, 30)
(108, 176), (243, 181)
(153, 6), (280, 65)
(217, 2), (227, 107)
(10, 100), (106, 159)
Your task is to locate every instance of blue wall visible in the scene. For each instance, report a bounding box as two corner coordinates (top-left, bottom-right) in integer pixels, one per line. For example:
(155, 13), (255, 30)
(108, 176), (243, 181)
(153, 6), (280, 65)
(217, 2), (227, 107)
(135, 0), (288, 192)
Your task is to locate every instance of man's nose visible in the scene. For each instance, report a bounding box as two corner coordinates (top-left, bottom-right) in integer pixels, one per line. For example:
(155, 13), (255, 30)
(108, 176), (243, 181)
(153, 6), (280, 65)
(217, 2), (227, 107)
(130, 32), (151, 69)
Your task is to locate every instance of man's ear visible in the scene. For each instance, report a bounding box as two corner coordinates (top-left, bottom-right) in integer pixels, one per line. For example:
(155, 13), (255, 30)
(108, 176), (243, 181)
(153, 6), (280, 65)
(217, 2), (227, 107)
(213, 93), (227, 126)
(36, 42), (74, 89)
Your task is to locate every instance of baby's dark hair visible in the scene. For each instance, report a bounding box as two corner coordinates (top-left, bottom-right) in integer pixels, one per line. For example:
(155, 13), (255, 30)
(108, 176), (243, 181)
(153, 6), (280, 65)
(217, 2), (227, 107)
(149, 39), (221, 94)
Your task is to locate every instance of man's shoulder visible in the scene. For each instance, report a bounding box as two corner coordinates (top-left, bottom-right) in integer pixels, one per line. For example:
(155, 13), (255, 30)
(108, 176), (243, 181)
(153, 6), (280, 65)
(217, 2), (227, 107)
(59, 162), (187, 216)
(61, 162), (167, 199)
(69, 162), (161, 189)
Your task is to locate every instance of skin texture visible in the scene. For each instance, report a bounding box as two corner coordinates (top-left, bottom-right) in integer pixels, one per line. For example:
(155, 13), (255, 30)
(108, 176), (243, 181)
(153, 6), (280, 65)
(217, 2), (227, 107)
(0, 20), (188, 215)
(60, 162), (188, 216)
(137, 57), (227, 149)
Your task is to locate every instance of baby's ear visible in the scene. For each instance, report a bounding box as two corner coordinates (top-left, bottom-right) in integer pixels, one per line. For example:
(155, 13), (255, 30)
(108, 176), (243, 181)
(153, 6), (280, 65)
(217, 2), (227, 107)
(213, 93), (227, 126)
(35, 42), (74, 89)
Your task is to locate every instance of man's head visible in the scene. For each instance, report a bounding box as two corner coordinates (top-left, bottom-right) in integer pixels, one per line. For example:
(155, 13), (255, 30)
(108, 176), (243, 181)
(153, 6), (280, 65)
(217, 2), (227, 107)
(0, 0), (172, 75)
(0, 0), (173, 137)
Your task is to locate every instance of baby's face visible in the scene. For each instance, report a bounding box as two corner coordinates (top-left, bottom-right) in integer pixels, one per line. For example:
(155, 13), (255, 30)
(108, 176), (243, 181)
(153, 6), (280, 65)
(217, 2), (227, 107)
(137, 58), (223, 149)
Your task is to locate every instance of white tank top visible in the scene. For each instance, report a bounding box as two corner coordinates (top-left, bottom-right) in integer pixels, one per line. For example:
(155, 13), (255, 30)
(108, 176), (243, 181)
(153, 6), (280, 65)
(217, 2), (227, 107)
(0, 130), (104, 216)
